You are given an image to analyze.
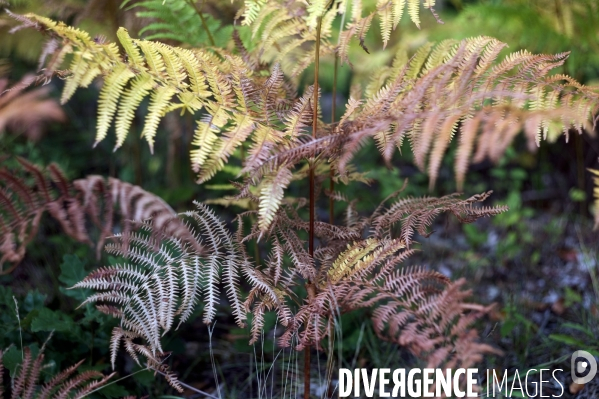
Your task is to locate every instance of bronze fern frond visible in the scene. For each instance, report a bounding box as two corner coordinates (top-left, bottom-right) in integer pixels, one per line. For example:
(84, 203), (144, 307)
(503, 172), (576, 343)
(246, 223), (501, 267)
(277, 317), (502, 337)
(0, 346), (114, 399)
(0, 158), (198, 274)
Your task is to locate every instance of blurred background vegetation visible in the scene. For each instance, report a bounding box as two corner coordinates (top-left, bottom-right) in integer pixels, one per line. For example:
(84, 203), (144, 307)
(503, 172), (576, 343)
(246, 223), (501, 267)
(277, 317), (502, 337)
(1, 0), (599, 397)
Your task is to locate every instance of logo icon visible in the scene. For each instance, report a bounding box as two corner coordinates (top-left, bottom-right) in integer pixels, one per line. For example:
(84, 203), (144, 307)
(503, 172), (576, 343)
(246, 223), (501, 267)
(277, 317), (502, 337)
(571, 350), (597, 385)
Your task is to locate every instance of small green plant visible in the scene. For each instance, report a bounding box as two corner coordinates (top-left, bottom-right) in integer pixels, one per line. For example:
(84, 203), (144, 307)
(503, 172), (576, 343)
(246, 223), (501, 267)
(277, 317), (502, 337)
(500, 300), (537, 362)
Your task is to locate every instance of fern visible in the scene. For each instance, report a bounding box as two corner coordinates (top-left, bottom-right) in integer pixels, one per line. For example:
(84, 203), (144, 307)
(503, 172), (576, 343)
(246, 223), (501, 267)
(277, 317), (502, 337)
(114, 73), (153, 148)
(241, 189), (504, 365)
(0, 346), (114, 399)
(5, 1), (599, 397)
(95, 64), (135, 146)
(14, 13), (594, 227)
(248, 37), (598, 202)
(0, 73), (65, 142)
(0, 158), (198, 274)
(73, 202), (247, 390)
(122, 0), (233, 47)
(70, 188), (505, 380)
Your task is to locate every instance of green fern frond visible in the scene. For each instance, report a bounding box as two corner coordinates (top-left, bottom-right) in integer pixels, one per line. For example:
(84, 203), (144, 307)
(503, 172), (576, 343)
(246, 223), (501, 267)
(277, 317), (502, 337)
(142, 86), (177, 153)
(78, 63), (102, 88)
(405, 42), (434, 79)
(96, 64), (135, 146)
(116, 27), (145, 68)
(15, 14), (260, 175)
(114, 73), (154, 149)
(125, 0), (233, 47)
(284, 86), (314, 137)
(61, 50), (90, 104)
(332, 37), (599, 190)
(155, 43), (186, 86)
(190, 120), (220, 171)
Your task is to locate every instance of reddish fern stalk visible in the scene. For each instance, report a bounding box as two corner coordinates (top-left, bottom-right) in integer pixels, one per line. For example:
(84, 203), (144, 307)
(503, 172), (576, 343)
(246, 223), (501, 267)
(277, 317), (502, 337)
(306, 8), (324, 398)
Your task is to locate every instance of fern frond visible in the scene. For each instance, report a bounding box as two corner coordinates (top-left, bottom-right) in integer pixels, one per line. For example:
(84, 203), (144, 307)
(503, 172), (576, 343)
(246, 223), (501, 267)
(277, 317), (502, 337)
(95, 64), (135, 146)
(73, 200), (246, 377)
(0, 346), (114, 399)
(172, 48), (209, 97)
(61, 50), (91, 104)
(259, 166), (292, 231)
(284, 86), (314, 137)
(117, 27), (145, 68)
(0, 159), (197, 273)
(391, 0), (406, 28)
(190, 120), (220, 172)
(142, 86), (177, 153)
(327, 238), (382, 283)
(10, 14), (262, 180)
(306, 0), (329, 30)
(373, 191), (507, 245)
(376, 0), (393, 48)
(114, 73), (154, 149)
(135, 39), (166, 76)
(198, 114), (255, 183)
(305, 38), (599, 189)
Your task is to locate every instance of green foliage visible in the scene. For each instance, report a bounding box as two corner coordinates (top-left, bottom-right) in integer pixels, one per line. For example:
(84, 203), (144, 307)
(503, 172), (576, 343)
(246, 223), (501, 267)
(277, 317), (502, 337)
(434, 0), (599, 82)
(549, 322), (599, 358)
(122, 0), (233, 47)
(0, 255), (134, 397)
(500, 300), (537, 362)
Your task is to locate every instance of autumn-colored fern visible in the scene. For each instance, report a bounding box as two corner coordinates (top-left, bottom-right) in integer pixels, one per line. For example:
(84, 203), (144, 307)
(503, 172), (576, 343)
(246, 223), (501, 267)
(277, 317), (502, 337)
(4, 3), (599, 397)
(0, 73), (65, 141)
(0, 346), (114, 399)
(8, 11), (598, 230)
(0, 158), (198, 274)
(72, 188), (506, 386)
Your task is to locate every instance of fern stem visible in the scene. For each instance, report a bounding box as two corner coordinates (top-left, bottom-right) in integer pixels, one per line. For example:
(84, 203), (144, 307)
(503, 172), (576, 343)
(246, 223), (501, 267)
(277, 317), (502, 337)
(309, 15), (322, 266)
(329, 54), (338, 225)
(304, 347), (311, 399)
(186, 0), (215, 46)
(305, 10), (325, 399)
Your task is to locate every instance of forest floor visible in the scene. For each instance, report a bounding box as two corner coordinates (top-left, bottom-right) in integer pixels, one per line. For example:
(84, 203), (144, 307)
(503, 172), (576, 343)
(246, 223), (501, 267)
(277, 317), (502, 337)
(406, 210), (599, 399)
